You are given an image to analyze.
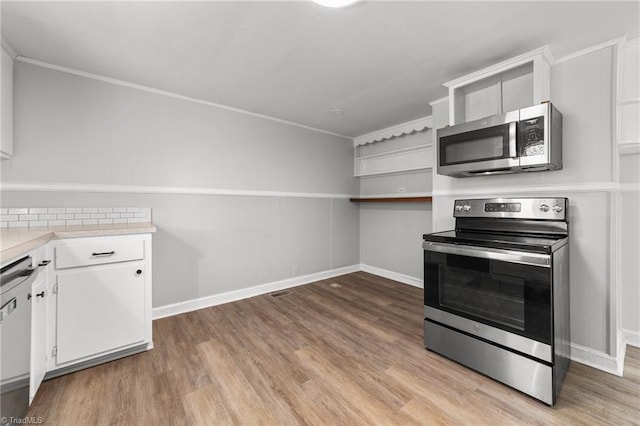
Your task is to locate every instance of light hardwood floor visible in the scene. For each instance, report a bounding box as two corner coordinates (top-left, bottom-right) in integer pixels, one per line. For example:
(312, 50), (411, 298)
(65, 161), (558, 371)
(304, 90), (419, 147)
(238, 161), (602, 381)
(29, 272), (640, 425)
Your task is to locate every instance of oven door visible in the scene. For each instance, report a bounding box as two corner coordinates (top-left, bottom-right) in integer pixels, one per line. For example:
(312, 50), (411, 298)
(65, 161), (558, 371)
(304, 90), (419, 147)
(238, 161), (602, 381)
(423, 241), (552, 362)
(437, 111), (520, 176)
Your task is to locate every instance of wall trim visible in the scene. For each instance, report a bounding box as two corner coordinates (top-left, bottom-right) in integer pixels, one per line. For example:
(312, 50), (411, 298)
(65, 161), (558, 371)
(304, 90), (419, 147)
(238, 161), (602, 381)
(619, 142), (640, 156)
(1, 38), (17, 58)
(359, 264), (422, 288)
(622, 329), (640, 348)
(152, 264), (360, 320)
(554, 36), (627, 64)
(428, 96), (448, 107)
(570, 341), (625, 377)
(620, 183), (640, 193)
(0, 181), (354, 200)
(353, 116), (433, 147)
(444, 45), (554, 89)
(431, 182), (619, 197)
(15, 56), (351, 141)
(151, 261), (637, 377)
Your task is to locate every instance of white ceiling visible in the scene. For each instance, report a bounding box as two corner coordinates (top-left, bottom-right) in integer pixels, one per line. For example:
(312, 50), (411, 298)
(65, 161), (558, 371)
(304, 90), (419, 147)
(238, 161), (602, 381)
(2, 1), (639, 138)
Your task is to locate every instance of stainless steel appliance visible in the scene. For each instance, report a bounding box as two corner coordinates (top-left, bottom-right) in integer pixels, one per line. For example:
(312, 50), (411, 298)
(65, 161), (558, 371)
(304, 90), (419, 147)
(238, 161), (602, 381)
(423, 197), (570, 405)
(437, 103), (562, 177)
(1, 256), (38, 421)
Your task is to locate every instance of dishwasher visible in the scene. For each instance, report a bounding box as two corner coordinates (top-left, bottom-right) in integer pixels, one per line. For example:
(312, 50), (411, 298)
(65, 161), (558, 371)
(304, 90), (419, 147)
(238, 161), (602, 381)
(1, 255), (38, 421)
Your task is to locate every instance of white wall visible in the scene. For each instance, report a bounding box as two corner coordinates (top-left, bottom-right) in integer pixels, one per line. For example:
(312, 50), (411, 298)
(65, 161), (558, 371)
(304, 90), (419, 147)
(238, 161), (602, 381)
(0, 61), (359, 308)
(431, 44), (627, 366)
(357, 131), (433, 282)
(618, 38), (640, 347)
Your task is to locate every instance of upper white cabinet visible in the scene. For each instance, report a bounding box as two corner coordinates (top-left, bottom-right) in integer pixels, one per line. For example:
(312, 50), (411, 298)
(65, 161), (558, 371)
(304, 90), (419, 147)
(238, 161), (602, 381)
(353, 117), (433, 177)
(444, 46), (552, 126)
(1, 44), (13, 159)
(618, 38), (640, 151)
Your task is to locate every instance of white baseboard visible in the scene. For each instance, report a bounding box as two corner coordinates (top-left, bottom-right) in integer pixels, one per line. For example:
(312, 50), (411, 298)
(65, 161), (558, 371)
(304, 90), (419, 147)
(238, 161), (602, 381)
(359, 264), (423, 288)
(570, 340), (625, 377)
(152, 263), (637, 378)
(622, 328), (640, 348)
(152, 264), (360, 319)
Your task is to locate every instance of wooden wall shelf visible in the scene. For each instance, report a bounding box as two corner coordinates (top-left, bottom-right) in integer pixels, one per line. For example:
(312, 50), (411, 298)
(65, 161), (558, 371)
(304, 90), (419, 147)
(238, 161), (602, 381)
(349, 196), (433, 203)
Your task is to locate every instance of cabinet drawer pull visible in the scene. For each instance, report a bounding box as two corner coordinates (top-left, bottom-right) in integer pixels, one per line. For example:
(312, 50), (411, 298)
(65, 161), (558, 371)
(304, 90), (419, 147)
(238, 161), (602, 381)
(36, 291), (45, 298)
(91, 251), (115, 257)
(38, 260), (52, 267)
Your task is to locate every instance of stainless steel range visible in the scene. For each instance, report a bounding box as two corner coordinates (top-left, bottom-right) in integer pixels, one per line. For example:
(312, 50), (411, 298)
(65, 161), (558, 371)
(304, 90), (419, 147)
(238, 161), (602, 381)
(423, 197), (570, 405)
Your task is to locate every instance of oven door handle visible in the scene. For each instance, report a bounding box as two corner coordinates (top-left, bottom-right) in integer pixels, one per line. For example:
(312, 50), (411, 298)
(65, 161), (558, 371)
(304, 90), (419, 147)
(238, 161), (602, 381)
(423, 241), (551, 267)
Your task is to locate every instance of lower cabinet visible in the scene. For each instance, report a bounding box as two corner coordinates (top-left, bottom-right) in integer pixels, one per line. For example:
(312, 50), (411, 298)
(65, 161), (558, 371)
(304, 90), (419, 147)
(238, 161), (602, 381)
(30, 245), (49, 404)
(2, 232), (153, 412)
(30, 276), (46, 403)
(55, 262), (146, 364)
(48, 233), (153, 372)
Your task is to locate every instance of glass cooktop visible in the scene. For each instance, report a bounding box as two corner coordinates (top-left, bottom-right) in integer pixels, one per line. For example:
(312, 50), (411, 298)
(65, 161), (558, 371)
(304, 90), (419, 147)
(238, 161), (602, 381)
(423, 230), (568, 254)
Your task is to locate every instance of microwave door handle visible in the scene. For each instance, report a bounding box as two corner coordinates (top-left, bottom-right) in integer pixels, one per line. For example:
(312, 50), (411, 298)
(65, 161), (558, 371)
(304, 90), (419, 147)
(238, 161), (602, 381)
(508, 121), (517, 158)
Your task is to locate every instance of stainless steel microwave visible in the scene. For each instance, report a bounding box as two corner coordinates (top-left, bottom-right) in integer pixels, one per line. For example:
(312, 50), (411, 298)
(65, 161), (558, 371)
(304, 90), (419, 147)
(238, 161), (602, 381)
(437, 103), (562, 177)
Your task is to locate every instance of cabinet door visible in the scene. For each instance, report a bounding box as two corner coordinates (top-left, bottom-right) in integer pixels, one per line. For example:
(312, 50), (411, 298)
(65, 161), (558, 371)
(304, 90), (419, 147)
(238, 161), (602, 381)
(30, 277), (46, 404)
(56, 262), (146, 365)
(1, 46), (13, 159)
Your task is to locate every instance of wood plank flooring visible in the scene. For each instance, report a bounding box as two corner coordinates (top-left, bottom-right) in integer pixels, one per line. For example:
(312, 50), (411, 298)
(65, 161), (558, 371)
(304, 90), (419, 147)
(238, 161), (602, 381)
(28, 272), (640, 425)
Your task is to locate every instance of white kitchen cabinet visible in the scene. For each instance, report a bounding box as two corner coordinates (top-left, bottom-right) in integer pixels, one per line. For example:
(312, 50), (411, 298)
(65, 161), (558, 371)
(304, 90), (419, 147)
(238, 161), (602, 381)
(29, 276), (46, 403)
(29, 244), (51, 403)
(1, 44), (13, 159)
(444, 46), (552, 126)
(50, 234), (152, 370)
(56, 262), (146, 364)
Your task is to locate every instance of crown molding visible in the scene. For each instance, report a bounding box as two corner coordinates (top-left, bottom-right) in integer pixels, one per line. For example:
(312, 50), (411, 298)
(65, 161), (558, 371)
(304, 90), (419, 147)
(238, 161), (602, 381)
(353, 116), (433, 147)
(14, 56), (352, 140)
(1, 38), (17, 58)
(428, 96), (448, 107)
(444, 45), (554, 89)
(554, 36), (627, 64)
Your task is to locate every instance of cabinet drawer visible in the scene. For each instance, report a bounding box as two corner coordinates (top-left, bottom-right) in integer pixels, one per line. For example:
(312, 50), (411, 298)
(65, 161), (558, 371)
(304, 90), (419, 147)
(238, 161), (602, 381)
(55, 237), (144, 269)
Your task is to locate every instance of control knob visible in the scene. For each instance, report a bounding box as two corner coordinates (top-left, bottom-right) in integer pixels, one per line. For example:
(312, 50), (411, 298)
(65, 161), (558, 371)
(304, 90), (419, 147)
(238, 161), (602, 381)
(552, 204), (563, 213)
(539, 204), (550, 212)
(463, 205), (471, 212)
(455, 205), (463, 212)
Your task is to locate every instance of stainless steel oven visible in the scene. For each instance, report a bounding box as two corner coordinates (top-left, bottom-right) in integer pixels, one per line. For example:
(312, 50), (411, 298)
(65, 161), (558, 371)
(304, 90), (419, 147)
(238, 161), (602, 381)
(423, 198), (570, 405)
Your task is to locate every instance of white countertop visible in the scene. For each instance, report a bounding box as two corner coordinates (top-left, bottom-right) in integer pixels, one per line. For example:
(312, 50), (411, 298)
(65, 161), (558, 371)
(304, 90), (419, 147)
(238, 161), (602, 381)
(0, 222), (157, 264)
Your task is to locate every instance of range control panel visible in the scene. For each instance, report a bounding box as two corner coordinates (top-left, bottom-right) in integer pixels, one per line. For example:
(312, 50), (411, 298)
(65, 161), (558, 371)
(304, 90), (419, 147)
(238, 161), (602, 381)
(453, 198), (567, 220)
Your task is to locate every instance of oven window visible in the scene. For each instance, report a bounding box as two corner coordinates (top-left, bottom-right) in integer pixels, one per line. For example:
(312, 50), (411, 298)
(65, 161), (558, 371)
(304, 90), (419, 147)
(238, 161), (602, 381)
(440, 267), (525, 330)
(424, 251), (551, 344)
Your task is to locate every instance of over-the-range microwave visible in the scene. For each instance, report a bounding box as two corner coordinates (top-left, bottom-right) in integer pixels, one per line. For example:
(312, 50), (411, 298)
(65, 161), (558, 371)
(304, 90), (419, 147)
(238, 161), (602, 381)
(437, 103), (562, 177)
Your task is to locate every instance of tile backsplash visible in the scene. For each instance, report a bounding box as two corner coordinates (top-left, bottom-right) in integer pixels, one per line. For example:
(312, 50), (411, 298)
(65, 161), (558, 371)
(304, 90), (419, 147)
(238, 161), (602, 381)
(0, 207), (152, 228)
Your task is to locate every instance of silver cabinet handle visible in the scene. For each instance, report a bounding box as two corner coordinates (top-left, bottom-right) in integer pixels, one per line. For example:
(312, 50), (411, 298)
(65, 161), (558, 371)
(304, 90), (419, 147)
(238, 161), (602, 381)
(38, 260), (52, 267)
(91, 251), (115, 257)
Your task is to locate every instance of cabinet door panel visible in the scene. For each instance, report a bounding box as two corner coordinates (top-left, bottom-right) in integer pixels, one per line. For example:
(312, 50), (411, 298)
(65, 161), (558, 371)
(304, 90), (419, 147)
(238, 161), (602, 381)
(56, 263), (145, 365)
(30, 277), (46, 403)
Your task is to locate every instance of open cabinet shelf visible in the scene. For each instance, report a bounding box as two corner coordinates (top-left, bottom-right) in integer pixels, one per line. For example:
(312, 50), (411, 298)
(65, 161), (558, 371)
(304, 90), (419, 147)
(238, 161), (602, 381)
(349, 196), (433, 203)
